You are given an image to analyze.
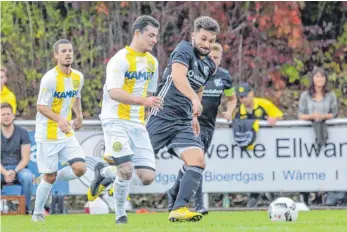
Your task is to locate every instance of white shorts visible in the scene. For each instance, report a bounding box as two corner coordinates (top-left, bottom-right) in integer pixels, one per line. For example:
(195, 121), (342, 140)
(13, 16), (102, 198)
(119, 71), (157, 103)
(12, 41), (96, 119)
(102, 120), (155, 171)
(36, 136), (86, 174)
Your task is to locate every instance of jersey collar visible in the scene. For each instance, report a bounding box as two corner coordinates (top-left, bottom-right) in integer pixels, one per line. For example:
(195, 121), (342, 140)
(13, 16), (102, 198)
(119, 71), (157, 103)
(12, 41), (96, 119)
(1, 85), (10, 94)
(125, 46), (147, 57)
(56, 66), (72, 77)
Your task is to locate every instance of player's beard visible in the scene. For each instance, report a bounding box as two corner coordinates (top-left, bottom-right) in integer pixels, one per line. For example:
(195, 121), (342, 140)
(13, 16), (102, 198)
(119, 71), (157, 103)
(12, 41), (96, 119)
(192, 41), (211, 57)
(62, 63), (72, 68)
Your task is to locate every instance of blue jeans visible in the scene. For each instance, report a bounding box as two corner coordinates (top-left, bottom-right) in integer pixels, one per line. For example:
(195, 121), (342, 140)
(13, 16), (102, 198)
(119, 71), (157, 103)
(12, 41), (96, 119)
(1, 165), (33, 211)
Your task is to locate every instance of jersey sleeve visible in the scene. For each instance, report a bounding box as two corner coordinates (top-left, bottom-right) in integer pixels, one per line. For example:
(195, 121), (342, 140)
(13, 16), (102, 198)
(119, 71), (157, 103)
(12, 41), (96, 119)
(222, 72), (235, 97)
(171, 44), (192, 67)
(37, 75), (55, 106)
(224, 87), (235, 97)
(106, 55), (128, 91)
(77, 73), (84, 98)
(260, 99), (283, 118)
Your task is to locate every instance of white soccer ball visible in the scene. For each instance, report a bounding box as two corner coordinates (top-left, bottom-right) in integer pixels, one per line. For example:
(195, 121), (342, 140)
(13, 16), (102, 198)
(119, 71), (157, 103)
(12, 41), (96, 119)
(268, 197), (298, 222)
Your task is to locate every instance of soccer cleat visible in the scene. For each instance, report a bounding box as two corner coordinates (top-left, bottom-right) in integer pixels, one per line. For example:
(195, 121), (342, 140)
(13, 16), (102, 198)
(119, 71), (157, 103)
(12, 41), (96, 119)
(116, 215), (128, 224)
(108, 183), (114, 196)
(87, 162), (108, 201)
(167, 190), (177, 212)
(31, 214), (45, 222)
(87, 177), (114, 201)
(168, 207), (203, 222)
(196, 207), (208, 216)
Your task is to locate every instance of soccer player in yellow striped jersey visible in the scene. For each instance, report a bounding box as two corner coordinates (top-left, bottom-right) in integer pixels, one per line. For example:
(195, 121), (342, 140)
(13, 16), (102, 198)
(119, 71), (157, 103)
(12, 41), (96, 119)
(89, 15), (162, 224)
(32, 39), (87, 222)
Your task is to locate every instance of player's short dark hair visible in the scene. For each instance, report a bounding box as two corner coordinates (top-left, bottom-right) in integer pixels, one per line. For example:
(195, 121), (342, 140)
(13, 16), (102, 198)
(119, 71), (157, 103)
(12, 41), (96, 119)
(212, 43), (223, 52)
(132, 15), (160, 35)
(194, 16), (220, 34)
(53, 39), (72, 53)
(1, 102), (13, 113)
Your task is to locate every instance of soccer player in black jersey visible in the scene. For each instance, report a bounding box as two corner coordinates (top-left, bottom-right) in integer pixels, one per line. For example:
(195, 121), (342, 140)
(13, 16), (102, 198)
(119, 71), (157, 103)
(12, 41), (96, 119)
(146, 16), (220, 222)
(166, 42), (237, 216)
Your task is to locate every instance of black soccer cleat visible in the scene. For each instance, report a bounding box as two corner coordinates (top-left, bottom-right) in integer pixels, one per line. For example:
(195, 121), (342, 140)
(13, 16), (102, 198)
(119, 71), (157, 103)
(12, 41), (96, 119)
(88, 162), (108, 201)
(116, 215), (128, 224)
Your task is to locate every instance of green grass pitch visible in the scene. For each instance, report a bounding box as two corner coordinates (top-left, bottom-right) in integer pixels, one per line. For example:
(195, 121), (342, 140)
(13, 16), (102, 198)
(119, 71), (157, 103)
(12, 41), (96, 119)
(2, 210), (347, 232)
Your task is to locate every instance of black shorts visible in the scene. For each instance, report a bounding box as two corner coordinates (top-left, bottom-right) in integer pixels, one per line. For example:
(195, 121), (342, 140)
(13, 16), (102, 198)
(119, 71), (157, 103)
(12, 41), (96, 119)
(198, 127), (214, 153)
(146, 116), (204, 155)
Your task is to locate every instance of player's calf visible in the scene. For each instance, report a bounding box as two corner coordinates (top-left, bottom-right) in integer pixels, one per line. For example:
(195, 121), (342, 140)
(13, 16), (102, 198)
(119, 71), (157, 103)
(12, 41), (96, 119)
(171, 147), (205, 217)
(114, 161), (133, 223)
(43, 172), (57, 184)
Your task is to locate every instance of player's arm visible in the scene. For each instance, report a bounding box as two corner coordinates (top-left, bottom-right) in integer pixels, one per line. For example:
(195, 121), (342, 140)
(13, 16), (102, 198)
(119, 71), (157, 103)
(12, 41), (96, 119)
(37, 77), (71, 134)
(72, 76), (84, 131)
(109, 86), (162, 108)
(222, 87), (237, 122)
(197, 86), (204, 101)
(36, 105), (61, 122)
(171, 63), (201, 116)
(72, 97), (83, 130)
(107, 59), (162, 109)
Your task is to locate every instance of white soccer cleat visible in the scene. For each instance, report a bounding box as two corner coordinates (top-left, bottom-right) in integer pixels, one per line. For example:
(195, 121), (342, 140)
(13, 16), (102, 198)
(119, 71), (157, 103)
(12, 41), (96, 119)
(31, 214), (45, 222)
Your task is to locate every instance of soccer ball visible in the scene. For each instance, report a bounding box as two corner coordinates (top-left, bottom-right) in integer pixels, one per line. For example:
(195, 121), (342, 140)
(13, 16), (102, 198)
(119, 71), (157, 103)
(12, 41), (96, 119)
(268, 197), (298, 222)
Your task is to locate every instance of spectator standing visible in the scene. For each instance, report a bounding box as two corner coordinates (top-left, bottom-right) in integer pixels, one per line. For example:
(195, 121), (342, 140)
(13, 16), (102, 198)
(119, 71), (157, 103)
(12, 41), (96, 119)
(0, 66), (17, 115)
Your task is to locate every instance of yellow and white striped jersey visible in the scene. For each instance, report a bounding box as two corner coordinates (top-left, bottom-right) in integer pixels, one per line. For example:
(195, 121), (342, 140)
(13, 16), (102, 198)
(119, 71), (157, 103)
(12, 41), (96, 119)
(99, 46), (159, 124)
(35, 66), (84, 143)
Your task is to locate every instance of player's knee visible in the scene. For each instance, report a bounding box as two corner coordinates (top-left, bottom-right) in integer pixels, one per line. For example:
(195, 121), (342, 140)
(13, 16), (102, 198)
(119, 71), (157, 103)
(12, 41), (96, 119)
(136, 170), (155, 185)
(71, 162), (87, 177)
(116, 162), (133, 180)
(185, 153), (206, 169)
(141, 174), (155, 185)
(73, 164), (87, 177)
(43, 173), (57, 184)
(195, 158), (206, 169)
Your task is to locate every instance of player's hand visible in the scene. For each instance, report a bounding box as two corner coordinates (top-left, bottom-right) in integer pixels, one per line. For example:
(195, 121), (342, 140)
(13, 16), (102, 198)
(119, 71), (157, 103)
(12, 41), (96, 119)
(58, 117), (71, 134)
(267, 117), (277, 126)
(143, 96), (163, 109)
(72, 117), (83, 131)
(192, 97), (203, 117)
(192, 116), (200, 136)
(222, 111), (232, 122)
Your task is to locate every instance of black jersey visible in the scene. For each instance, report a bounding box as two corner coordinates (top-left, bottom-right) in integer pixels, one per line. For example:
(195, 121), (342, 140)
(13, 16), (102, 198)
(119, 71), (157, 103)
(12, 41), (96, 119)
(149, 41), (216, 121)
(198, 67), (234, 130)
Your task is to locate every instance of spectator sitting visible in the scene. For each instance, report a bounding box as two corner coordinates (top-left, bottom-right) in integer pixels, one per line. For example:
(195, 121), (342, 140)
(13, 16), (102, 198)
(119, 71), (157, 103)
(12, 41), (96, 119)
(1, 103), (32, 214)
(233, 83), (283, 208)
(0, 66), (17, 115)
